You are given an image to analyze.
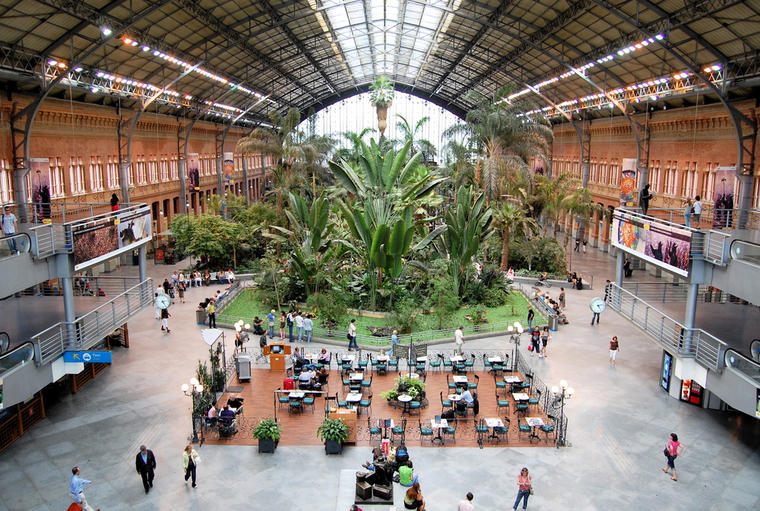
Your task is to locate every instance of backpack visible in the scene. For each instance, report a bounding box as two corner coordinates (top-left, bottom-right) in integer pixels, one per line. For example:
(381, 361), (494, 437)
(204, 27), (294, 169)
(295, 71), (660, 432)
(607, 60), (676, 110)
(396, 446), (409, 464)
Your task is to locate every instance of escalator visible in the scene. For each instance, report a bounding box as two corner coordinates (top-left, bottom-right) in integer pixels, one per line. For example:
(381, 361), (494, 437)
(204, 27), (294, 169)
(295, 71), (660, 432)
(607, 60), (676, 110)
(0, 233), (59, 299)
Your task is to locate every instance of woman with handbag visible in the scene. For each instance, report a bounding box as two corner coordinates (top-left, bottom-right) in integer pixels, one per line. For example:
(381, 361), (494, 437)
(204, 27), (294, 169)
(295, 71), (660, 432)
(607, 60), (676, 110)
(662, 433), (684, 481)
(512, 467), (532, 511)
(182, 444), (200, 488)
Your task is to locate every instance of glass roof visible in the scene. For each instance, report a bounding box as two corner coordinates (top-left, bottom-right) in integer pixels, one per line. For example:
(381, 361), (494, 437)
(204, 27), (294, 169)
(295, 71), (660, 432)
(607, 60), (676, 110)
(319, 0), (455, 84)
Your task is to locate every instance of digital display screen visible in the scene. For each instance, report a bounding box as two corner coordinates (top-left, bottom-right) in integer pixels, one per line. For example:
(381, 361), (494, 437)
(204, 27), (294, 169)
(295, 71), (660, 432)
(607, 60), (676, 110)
(271, 345), (282, 354)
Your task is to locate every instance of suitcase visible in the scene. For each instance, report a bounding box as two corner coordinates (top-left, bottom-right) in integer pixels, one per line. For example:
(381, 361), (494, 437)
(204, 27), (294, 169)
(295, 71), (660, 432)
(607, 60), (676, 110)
(356, 481), (372, 500)
(283, 377), (294, 390)
(373, 484), (393, 500)
(67, 504), (83, 511)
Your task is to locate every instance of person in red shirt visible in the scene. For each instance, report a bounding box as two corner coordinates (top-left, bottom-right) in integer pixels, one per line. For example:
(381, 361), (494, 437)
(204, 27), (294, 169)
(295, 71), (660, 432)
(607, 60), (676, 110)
(512, 467), (532, 510)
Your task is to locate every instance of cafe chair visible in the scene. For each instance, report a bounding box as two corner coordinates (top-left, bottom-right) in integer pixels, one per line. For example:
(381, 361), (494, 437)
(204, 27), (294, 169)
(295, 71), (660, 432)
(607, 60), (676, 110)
(464, 353), (475, 370)
(203, 416), (217, 430)
(358, 393), (372, 416)
(475, 418), (489, 445)
(510, 383), (523, 395)
(342, 362), (353, 376)
(324, 393), (338, 417)
(521, 373), (533, 391)
(370, 354), (378, 371)
(288, 397), (303, 415)
(455, 401), (468, 418)
(494, 373), (507, 395)
(483, 354), (492, 370)
(376, 359), (388, 376)
(391, 417), (407, 444)
(418, 420), (434, 445)
(368, 418), (382, 443)
(358, 353), (369, 371)
(496, 390), (510, 413)
(361, 374), (373, 391)
(446, 374), (457, 392)
(277, 387), (290, 411)
(440, 391), (452, 413)
(529, 389), (541, 411)
(388, 356), (399, 368)
(218, 417), (237, 438)
(439, 353), (453, 370)
(303, 394), (316, 413)
(415, 360), (426, 376)
(443, 418), (457, 443)
(518, 419), (532, 440)
(428, 355), (441, 371)
(468, 374), (480, 390)
(337, 394), (348, 408)
(541, 415), (557, 443)
(408, 399), (421, 416)
(515, 402), (529, 417)
(493, 417), (510, 443)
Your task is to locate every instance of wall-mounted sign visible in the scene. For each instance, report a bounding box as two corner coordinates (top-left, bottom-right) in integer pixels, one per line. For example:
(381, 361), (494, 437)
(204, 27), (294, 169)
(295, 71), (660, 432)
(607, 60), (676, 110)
(73, 208), (152, 271)
(63, 351), (112, 363)
(661, 351), (673, 392)
(620, 158), (637, 206)
(612, 211), (692, 277)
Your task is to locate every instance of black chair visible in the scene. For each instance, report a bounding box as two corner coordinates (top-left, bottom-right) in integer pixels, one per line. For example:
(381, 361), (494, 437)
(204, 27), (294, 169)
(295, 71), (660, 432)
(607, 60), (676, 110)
(475, 418), (488, 445)
(541, 415), (557, 444)
(493, 417), (510, 443)
(496, 390), (510, 413)
(376, 358), (388, 375)
(446, 374), (457, 393)
(483, 354), (492, 371)
(494, 373), (507, 395)
(361, 374), (373, 392)
(441, 391), (453, 413)
(391, 417), (406, 444)
(368, 418), (382, 443)
(518, 419), (532, 440)
(443, 418), (457, 443)
(418, 420), (434, 445)
(440, 353), (453, 370)
(358, 393), (372, 416)
(277, 387), (290, 410)
(464, 353), (475, 370)
(324, 393), (337, 417)
(218, 417), (237, 438)
(468, 374), (480, 390)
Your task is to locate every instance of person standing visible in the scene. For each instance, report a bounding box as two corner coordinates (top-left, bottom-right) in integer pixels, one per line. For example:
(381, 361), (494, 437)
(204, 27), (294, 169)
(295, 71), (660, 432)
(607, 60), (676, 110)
(69, 466), (98, 511)
(303, 314), (314, 343)
(287, 310), (294, 342)
(693, 195), (703, 229)
(529, 327), (540, 357)
(1, 205), (18, 253)
(348, 319), (358, 351)
(266, 309), (276, 338)
(458, 492), (475, 511)
(455, 326), (464, 354)
(177, 281), (185, 304)
(135, 445), (157, 494)
(558, 288), (566, 310)
(160, 308), (171, 333)
(604, 280), (612, 303)
(540, 326), (551, 359)
(207, 299), (216, 328)
(639, 184), (653, 215)
(182, 444), (200, 488)
(683, 197), (693, 228)
(609, 336), (619, 365)
(663, 433), (684, 481)
(512, 467), (532, 511)
(154, 292), (161, 320)
(295, 312), (305, 342)
(279, 310), (286, 341)
(527, 307), (534, 332)
(110, 193), (120, 211)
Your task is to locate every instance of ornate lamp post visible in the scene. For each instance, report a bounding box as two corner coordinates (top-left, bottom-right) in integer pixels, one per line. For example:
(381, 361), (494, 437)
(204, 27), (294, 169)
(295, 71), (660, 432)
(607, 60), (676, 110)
(550, 380), (574, 447)
(182, 378), (204, 444)
(508, 322), (524, 372)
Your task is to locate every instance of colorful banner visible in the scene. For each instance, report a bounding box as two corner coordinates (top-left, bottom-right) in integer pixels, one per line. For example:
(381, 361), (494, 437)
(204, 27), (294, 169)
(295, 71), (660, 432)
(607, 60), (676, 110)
(612, 211), (692, 277)
(30, 158), (51, 223)
(73, 208), (152, 271)
(712, 166), (736, 229)
(187, 153), (200, 192)
(620, 158), (637, 206)
(223, 152), (234, 184)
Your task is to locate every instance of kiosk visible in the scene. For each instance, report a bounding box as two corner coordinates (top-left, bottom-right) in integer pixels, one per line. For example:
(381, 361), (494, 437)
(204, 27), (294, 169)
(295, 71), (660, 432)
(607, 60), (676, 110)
(264, 341), (291, 372)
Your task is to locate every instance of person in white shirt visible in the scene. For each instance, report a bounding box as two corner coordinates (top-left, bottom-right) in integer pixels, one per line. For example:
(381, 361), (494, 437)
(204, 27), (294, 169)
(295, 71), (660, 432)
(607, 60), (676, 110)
(348, 319), (358, 351)
(193, 270), (202, 287)
(458, 492), (476, 511)
(303, 315), (314, 343)
(455, 326), (464, 354)
(1, 205), (18, 253)
(693, 195), (703, 229)
(226, 269), (235, 283)
(295, 312), (305, 342)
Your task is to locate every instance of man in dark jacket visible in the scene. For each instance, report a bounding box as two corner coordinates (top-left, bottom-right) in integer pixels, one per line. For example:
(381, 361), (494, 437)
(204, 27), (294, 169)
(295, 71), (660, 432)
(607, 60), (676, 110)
(135, 445), (157, 493)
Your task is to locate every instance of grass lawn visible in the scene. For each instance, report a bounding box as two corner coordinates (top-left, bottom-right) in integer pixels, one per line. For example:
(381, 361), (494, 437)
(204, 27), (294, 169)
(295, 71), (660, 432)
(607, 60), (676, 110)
(220, 290), (544, 343)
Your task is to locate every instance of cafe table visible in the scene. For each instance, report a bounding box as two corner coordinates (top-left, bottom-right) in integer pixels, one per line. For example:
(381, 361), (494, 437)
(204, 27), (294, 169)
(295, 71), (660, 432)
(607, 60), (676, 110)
(526, 417), (544, 442)
(376, 355), (389, 363)
(504, 375), (523, 383)
(430, 418), (448, 444)
(349, 372), (365, 382)
(488, 356), (503, 363)
(397, 394), (413, 415)
(346, 392), (363, 404)
(512, 392), (529, 401)
(484, 417), (505, 442)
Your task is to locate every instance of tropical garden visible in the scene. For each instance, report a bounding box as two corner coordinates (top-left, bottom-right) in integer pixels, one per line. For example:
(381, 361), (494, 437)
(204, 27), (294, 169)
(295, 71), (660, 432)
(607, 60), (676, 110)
(172, 80), (606, 339)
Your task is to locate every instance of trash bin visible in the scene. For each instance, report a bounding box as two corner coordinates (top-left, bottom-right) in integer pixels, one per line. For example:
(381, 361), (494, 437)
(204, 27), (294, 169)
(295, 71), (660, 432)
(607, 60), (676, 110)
(237, 354), (251, 382)
(196, 309), (207, 325)
(548, 315), (559, 331)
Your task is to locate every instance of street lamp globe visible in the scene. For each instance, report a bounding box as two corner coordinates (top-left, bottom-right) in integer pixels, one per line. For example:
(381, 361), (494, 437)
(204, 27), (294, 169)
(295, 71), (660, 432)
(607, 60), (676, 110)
(560, 380), (568, 390)
(196, 384), (204, 393)
(551, 385), (559, 394)
(567, 387), (575, 396)
(190, 377), (199, 386)
(181, 383), (189, 393)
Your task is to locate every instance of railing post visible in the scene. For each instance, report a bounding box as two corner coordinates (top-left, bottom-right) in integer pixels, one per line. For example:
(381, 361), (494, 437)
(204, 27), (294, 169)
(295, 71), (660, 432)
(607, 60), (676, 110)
(95, 311), (100, 338)
(112, 302), (117, 327)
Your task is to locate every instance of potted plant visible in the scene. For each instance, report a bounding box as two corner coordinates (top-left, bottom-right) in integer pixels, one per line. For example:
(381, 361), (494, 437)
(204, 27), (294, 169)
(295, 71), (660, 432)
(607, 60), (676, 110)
(317, 417), (349, 455)
(369, 75), (395, 135)
(252, 418), (282, 453)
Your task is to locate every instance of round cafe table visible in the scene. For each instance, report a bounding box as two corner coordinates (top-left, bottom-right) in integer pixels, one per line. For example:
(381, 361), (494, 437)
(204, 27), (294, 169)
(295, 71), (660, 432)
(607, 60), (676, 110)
(397, 394), (413, 415)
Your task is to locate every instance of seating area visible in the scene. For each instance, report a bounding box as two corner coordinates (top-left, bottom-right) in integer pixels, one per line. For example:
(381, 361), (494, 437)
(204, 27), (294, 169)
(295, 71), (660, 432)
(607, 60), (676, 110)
(203, 347), (558, 448)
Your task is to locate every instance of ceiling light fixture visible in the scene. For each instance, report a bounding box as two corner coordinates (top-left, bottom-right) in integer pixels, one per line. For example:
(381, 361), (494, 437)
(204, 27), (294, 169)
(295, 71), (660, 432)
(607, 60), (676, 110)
(102, 27), (112, 36)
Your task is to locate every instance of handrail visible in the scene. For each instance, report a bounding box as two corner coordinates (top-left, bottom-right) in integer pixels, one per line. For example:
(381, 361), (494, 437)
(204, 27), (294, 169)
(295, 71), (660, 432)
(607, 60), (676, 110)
(724, 349), (760, 385)
(647, 207), (760, 231)
(31, 278), (153, 365)
(5, 201), (145, 225)
(0, 232), (32, 259)
(609, 283), (728, 371)
(0, 341), (35, 380)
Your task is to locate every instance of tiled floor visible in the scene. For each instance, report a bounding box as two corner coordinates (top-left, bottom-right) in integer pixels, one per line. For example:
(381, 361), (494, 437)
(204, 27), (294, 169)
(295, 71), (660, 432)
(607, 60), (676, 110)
(1, 249), (760, 510)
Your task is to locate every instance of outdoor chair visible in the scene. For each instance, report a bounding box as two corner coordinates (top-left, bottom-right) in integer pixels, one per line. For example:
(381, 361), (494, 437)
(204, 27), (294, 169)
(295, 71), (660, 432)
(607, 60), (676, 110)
(419, 420), (434, 445)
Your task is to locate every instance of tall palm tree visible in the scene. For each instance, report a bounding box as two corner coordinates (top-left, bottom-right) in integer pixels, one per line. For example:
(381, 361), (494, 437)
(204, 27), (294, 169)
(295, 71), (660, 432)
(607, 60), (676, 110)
(395, 114), (437, 163)
(341, 128), (377, 164)
(444, 86), (553, 204)
(492, 201), (538, 270)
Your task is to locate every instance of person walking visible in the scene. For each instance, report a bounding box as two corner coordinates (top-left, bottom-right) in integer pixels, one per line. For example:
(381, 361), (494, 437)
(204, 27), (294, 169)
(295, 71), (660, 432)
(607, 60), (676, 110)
(1, 205), (18, 254)
(303, 314), (313, 343)
(609, 336), (619, 365)
(135, 445), (157, 494)
(392, 329), (399, 348)
(604, 280), (612, 303)
(69, 466), (98, 511)
(295, 312), (304, 342)
(154, 292), (161, 320)
(182, 444), (200, 488)
(348, 319), (358, 351)
(558, 287), (566, 310)
(529, 327), (540, 357)
(207, 299), (216, 328)
(693, 195), (703, 229)
(455, 326), (464, 354)
(663, 433), (684, 481)
(527, 307), (534, 332)
(266, 309), (276, 339)
(160, 308), (171, 333)
(110, 193), (120, 211)
(540, 326), (551, 358)
(512, 467), (532, 511)
(457, 492), (475, 511)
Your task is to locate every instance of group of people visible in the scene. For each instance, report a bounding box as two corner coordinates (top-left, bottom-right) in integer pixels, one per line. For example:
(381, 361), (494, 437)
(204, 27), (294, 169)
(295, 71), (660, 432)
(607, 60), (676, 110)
(682, 195), (703, 229)
(256, 308), (316, 343)
(529, 287), (568, 326)
(172, 268), (234, 288)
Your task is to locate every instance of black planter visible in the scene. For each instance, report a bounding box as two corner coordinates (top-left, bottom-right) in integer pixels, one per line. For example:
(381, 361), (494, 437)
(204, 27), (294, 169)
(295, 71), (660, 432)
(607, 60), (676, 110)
(324, 440), (343, 455)
(258, 439), (276, 453)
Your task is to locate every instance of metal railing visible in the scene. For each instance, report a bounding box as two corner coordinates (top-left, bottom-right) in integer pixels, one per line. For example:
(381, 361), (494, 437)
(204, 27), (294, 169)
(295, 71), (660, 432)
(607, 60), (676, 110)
(0, 341), (35, 380)
(724, 349), (760, 382)
(31, 278), (153, 365)
(0, 232), (31, 259)
(609, 283), (728, 371)
(5, 201), (144, 225)
(647, 207), (760, 231)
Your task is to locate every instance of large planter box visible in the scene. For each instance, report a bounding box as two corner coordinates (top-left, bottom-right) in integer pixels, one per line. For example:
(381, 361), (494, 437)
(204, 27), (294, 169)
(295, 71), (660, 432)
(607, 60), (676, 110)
(325, 440), (343, 455)
(258, 439), (276, 453)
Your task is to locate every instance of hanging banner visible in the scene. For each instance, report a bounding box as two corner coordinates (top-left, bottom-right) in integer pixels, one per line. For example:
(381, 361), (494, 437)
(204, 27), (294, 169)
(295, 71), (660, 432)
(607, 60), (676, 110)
(620, 158), (637, 206)
(73, 208), (153, 271)
(612, 211), (692, 277)
(223, 152), (234, 184)
(712, 166), (736, 229)
(30, 158), (51, 223)
(187, 153), (200, 192)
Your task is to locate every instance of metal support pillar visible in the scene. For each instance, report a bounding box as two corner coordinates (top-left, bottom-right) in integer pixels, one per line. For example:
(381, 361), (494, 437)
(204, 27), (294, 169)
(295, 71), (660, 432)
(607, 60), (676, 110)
(682, 283), (699, 354)
(215, 128), (229, 215)
(56, 253), (77, 348)
(138, 244), (148, 300)
(117, 115), (136, 205)
(573, 123), (591, 188)
(242, 156), (249, 203)
(178, 117), (199, 216)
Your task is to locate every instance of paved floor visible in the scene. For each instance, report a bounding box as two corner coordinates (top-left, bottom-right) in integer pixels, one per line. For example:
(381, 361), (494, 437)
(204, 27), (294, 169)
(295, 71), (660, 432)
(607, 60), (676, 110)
(1, 250), (760, 511)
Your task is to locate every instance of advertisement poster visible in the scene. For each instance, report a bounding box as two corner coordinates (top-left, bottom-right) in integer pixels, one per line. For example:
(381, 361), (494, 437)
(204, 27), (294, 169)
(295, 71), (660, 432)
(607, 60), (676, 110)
(30, 158), (51, 223)
(661, 351), (673, 392)
(756, 389), (760, 418)
(680, 379), (703, 406)
(612, 211), (692, 277)
(187, 153), (200, 192)
(73, 208), (153, 271)
(620, 158), (637, 206)
(223, 152), (234, 184)
(712, 166), (736, 229)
